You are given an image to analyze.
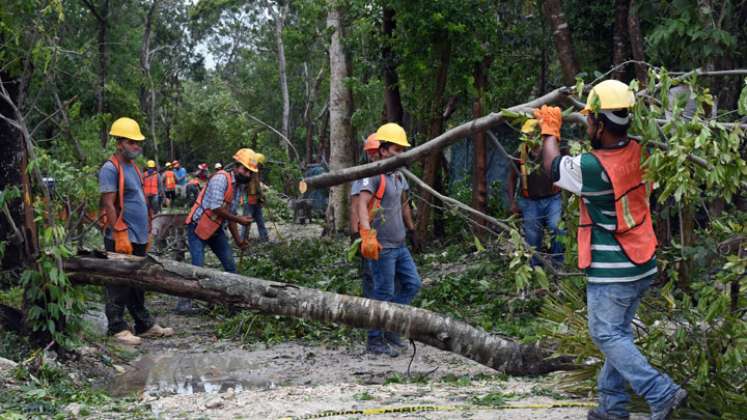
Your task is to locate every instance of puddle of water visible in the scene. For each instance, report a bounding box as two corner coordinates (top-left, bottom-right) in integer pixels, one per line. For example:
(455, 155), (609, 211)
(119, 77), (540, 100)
(109, 350), (274, 397)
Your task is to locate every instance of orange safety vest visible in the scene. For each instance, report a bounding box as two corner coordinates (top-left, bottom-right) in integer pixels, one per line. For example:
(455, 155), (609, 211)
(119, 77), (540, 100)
(519, 144), (559, 198)
(577, 140), (657, 269)
(367, 174), (387, 220)
(184, 170), (234, 240)
(163, 170), (176, 190)
(143, 171), (159, 197)
(100, 154), (144, 232)
(245, 175), (261, 205)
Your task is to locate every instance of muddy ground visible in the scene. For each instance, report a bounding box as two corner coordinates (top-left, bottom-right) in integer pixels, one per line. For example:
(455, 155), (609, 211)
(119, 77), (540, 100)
(62, 221), (648, 419)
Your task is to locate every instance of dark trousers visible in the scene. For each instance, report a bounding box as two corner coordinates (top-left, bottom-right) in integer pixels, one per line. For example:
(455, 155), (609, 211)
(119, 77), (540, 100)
(104, 238), (155, 335)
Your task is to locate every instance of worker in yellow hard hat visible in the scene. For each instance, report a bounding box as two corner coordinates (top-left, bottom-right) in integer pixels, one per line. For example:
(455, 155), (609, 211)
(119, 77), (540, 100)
(538, 79), (686, 420)
(241, 151), (268, 242)
(506, 118), (564, 267)
(99, 117), (173, 345)
(143, 160), (163, 214)
(162, 161), (176, 208)
(356, 123), (420, 357)
(178, 148), (256, 314)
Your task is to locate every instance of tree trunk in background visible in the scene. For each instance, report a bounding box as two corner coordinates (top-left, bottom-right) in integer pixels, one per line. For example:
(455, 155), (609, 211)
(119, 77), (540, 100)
(0, 71), (35, 272)
(627, 1), (647, 84)
(326, 7), (354, 233)
(471, 56), (492, 232)
(65, 252), (577, 375)
(416, 38), (450, 240)
(140, 0), (160, 163)
(382, 7), (403, 124)
(82, 0), (110, 147)
(274, 2), (291, 161)
(542, 0), (580, 85)
(612, 0), (630, 80)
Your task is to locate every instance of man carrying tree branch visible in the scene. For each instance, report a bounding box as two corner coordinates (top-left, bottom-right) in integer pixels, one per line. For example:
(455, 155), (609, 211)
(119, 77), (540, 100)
(539, 79), (686, 420)
(357, 123), (420, 357)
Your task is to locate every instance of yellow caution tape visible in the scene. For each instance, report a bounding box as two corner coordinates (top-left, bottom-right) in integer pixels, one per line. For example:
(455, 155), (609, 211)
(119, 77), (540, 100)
(278, 401), (597, 419)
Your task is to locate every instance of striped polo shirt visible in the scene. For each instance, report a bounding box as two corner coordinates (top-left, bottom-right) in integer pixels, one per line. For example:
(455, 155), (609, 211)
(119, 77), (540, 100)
(552, 148), (657, 283)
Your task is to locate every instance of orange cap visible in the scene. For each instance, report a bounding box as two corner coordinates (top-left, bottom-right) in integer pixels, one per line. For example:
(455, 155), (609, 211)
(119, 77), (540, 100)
(363, 133), (380, 151)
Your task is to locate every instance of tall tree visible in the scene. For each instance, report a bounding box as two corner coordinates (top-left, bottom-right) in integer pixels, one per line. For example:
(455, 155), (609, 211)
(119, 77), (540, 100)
(542, 0), (580, 85)
(81, 0), (110, 147)
(271, 0), (292, 160)
(611, 0), (630, 80)
(382, 6), (403, 124)
(326, 5), (354, 233)
(140, 0), (161, 163)
(627, 0), (647, 83)
(471, 55), (492, 227)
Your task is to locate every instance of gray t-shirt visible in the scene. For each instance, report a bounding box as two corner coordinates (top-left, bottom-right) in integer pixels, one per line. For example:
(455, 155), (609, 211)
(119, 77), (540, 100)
(99, 160), (149, 244)
(350, 179), (363, 197)
(359, 171), (409, 248)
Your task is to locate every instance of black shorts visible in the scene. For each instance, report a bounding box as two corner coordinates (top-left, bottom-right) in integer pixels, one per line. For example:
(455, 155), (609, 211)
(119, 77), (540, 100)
(165, 190), (176, 200)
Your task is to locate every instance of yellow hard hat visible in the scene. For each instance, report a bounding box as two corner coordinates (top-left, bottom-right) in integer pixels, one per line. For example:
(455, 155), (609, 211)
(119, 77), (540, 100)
(521, 119), (539, 134)
(146, 160), (156, 168)
(214, 162), (222, 170)
(109, 117), (145, 141)
(165, 162), (172, 168)
(375, 123), (410, 147)
(255, 153), (266, 164)
(581, 79), (635, 115)
(233, 148), (259, 172)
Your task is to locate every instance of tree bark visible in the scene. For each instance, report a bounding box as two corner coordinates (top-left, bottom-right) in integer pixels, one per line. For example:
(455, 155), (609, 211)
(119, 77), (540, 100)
(541, 0), (580, 85)
(627, 1), (647, 84)
(415, 37), (451, 240)
(611, 0), (630, 80)
(326, 7), (354, 233)
(82, 0), (110, 147)
(140, 0), (160, 163)
(471, 56), (492, 228)
(274, 1), (292, 160)
(301, 87), (576, 190)
(64, 252), (576, 375)
(303, 64), (324, 165)
(382, 7), (403, 124)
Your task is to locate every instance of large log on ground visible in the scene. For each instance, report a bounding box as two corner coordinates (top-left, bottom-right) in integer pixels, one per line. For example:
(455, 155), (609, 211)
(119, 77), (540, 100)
(64, 252), (576, 375)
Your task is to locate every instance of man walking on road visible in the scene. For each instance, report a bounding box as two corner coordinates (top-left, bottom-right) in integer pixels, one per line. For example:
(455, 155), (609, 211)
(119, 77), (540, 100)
(178, 148), (255, 314)
(98, 117), (174, 345)
(357, 123), (421, 357)
(538, 79), (686, 420)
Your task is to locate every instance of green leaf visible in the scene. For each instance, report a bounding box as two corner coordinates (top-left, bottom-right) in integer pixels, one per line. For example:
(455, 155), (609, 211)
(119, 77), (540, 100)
(473, 235), (485, 252)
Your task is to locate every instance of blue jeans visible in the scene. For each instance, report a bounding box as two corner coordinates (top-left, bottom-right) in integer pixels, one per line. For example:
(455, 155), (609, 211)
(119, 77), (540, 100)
(242, 203), (269, 241)
(519, 194), (564, 266)
(367, 245), (421, 339)
(587, 278), (680, 416)
(187, 223), (236, 273)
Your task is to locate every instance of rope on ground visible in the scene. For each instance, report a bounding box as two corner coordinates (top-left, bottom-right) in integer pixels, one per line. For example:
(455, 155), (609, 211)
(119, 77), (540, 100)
(277, 401), (598, 419)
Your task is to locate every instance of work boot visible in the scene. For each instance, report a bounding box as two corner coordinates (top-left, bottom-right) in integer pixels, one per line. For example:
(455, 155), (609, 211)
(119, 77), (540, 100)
(587, 407), (629, 420)
(383, 332), (407, 349)
(650, 389), (687, 420)
(366, 336), (399, 357)
(175, 298), (195, 315)
(139, 324), (175, 338)
(113, 330), (142, 346)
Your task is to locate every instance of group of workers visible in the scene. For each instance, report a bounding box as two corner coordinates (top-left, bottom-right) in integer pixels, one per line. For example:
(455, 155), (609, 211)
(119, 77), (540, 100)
(97, 78), (686, 420)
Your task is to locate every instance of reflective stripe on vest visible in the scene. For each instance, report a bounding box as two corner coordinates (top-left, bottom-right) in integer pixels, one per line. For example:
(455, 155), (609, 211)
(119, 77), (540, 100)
(577, 140), (657, 269)
(143, 172), (159, 196)
(163, 170), (176, 190)
(184, 170), (234, 225)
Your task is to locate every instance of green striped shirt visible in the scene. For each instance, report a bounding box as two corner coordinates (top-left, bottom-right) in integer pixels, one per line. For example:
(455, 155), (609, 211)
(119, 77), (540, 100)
(553, 152), (657, 283)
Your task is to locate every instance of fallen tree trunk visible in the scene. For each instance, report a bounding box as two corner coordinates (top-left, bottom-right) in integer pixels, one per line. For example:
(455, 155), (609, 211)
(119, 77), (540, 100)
(64, 252), (576, 375)
(300, 87), (576, 190)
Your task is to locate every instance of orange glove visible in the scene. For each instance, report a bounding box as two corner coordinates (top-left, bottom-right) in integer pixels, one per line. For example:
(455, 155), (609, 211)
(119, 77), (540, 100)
(533, 105), (562, 138)
(113, 229), (133, 255)
(359, 227), (382, 260)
